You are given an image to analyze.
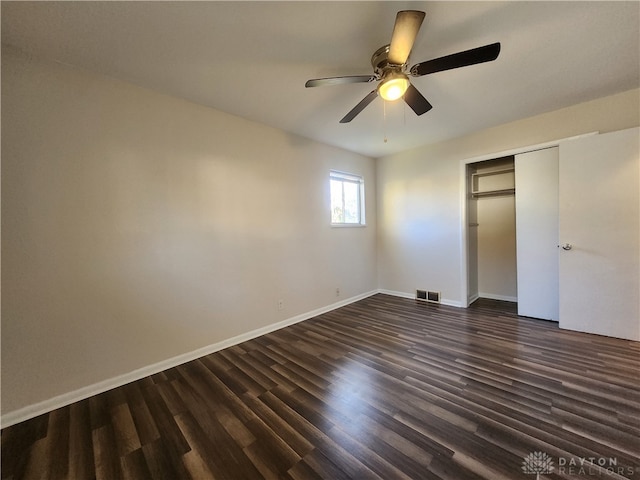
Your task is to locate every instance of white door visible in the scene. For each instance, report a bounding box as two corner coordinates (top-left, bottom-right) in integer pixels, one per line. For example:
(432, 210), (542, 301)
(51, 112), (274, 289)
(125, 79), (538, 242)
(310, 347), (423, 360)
(515, 148), (559, 320)
(558, 128), (639, 341)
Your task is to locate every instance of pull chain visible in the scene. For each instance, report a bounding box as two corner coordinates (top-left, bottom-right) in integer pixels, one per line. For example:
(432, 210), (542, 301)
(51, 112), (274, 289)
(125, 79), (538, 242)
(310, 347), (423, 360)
(383, 100), (388, 143)
(404, 97), (407, 126)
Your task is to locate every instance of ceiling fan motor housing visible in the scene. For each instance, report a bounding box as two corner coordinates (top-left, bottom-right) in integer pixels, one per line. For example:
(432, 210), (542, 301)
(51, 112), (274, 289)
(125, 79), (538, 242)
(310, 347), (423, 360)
(372, 44), (405, 77)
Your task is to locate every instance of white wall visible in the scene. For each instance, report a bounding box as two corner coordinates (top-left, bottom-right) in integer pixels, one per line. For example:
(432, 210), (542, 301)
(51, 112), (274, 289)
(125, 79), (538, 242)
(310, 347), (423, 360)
(1, 49), (377, 417)
(377, 88), (640, 305)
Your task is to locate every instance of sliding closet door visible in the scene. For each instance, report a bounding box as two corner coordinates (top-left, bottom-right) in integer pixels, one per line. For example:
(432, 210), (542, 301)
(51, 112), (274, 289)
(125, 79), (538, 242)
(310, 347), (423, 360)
(515, 147), (559, 320)
(558, 128), (639, 341)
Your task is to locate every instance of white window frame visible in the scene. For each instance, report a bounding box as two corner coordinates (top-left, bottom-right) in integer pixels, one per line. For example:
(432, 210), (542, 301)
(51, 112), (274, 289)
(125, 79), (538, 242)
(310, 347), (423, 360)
(330, 170), (366, 227)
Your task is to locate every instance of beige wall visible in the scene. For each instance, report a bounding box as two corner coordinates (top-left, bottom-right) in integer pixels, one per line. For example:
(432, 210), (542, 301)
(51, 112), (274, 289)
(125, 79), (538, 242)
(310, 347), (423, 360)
(1, 49), (377, 416)
(477, 195), (517, 300)
(377, 88), (640, 304)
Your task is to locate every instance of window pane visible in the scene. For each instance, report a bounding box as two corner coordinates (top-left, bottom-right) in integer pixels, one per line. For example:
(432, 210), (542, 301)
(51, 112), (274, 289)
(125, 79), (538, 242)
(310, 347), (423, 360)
(342, 181), (359, 223)
(330, 170), (364, 226)
(330, 179), (344, 223)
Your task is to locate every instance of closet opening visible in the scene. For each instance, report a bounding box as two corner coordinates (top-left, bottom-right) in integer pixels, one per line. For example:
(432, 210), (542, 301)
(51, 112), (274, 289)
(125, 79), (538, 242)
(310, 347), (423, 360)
(466, 155), (517, 307)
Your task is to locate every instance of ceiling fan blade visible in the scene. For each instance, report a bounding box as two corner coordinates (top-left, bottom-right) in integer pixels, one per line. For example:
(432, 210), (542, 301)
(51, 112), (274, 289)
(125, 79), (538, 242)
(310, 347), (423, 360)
(340, 90), (378, 123)
(388, 10), (426, 66)
(403, 84), (432, 116)
(305, 75), (377, 88)
(410, 42), (501, 77)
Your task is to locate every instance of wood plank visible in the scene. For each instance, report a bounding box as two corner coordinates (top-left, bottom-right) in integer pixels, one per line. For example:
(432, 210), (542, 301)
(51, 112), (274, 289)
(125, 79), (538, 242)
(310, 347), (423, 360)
(68, 401), (96, 479)
(2, 295), (639, 479)
(92, 424), (121, 480)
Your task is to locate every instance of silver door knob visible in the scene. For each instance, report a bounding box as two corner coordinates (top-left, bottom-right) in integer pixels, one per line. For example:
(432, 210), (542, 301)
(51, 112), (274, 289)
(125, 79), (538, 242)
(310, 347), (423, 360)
(561, 243), (572, 251)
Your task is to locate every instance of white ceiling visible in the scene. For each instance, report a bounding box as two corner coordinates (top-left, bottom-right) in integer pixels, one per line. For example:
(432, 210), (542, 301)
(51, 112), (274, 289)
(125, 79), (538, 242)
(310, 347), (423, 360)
(2, 1), (639, 158)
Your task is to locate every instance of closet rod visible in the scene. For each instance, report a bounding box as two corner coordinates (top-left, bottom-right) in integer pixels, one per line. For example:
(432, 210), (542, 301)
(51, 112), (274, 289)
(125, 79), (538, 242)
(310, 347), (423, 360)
(472, 188), (515, 198)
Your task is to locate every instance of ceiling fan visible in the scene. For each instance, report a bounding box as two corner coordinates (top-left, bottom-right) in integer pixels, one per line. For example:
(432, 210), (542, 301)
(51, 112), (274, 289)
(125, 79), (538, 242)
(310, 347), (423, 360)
(305, 10), (501, 123)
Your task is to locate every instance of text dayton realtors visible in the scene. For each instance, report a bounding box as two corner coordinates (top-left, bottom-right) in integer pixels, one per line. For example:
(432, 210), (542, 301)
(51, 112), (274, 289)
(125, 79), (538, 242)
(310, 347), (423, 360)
(557, 456), (635, 477)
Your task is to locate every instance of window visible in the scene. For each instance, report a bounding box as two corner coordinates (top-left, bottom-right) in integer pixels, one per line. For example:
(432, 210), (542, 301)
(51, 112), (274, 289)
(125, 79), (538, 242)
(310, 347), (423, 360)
(330, 170), (365, 226)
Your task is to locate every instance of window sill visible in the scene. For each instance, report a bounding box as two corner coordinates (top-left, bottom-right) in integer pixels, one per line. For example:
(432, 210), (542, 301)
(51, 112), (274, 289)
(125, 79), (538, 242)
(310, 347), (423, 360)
(331, 223), (367, 228)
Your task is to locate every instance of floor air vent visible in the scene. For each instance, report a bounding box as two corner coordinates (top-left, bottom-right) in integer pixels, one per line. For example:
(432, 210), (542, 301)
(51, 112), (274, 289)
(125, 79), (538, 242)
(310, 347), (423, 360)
(416, 290), (441, 303)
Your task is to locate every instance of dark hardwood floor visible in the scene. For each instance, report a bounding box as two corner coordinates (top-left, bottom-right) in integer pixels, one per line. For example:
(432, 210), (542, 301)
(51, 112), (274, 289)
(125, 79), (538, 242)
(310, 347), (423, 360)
(2, 294), (639, 479)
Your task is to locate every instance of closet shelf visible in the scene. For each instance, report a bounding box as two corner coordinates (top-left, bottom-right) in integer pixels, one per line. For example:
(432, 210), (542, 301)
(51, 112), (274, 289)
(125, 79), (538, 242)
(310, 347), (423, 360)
(472, 188), (515, 198)
(471, 167), (515, 197)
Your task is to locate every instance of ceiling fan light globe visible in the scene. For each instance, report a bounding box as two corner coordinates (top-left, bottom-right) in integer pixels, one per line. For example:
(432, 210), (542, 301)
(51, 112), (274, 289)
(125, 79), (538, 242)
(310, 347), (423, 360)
(378, 76), (409, 101)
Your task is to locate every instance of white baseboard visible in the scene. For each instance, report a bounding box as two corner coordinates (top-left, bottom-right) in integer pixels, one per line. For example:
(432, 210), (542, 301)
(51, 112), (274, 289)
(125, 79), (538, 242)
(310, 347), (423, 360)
(478, 292), (518, 303)
(377, 289), (415, 300)
(377, 289), (464, 308)
(1, 290), (378, 429)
